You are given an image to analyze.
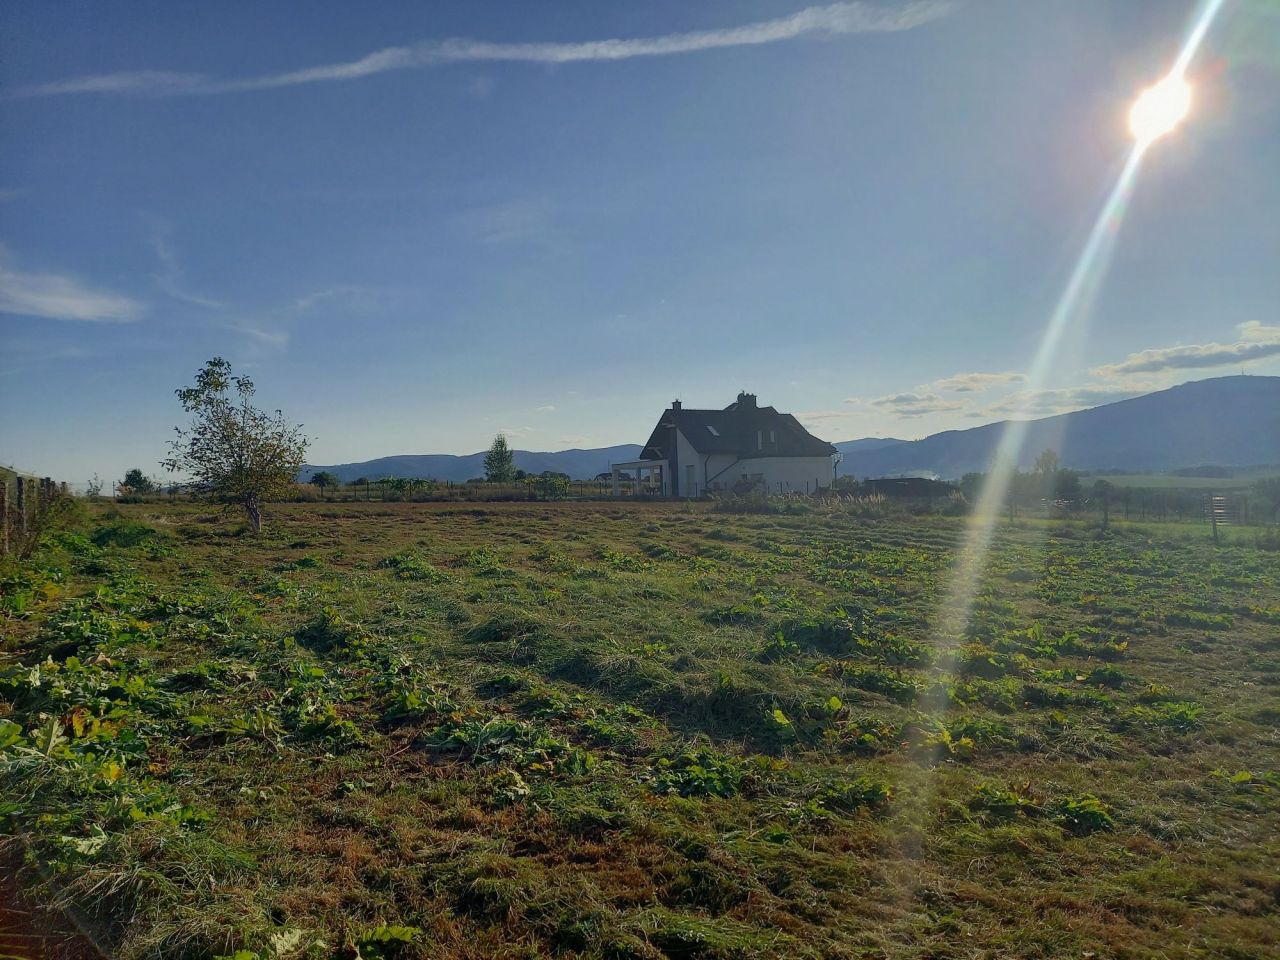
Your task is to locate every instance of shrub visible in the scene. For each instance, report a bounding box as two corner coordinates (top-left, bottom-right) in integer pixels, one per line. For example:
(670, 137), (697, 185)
(1049, 795), (1115, 835)
(1129, 701), (1205, 733)
(814, 777), (893, 815)
(648, 749), (747, 798)
(90, 519), (166, 549)
(969, 782), (1038, 820)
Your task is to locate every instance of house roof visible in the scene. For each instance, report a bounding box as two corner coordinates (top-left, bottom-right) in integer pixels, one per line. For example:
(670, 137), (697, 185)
(640, 393), (836, 460)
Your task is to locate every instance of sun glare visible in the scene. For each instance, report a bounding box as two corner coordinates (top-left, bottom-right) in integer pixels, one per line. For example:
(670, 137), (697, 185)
(1129, 74), (1192, 146)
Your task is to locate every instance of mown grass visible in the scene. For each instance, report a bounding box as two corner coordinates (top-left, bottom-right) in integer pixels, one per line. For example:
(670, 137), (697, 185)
(2, 501), (1278, 959)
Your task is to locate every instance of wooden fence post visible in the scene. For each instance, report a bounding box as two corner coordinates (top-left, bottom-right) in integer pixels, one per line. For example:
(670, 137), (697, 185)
(16, 476), (27, 537)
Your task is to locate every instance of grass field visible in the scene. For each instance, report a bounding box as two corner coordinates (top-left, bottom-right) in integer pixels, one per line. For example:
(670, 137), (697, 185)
(2, 501), (1278, 960)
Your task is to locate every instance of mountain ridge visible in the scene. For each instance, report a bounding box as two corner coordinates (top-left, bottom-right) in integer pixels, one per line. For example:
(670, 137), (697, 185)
(303, 376), (1280, 482)
(840, 376), (1280, 478)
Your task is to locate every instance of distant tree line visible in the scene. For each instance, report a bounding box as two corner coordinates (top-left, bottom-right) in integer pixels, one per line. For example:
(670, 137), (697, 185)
(951, 449), (1280, 527)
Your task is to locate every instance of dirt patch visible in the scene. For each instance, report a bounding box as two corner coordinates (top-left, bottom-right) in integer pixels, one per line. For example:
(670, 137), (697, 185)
(0, 859), (104, 960)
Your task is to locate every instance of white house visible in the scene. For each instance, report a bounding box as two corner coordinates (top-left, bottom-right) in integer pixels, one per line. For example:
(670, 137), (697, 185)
(611, 392), (837, 497)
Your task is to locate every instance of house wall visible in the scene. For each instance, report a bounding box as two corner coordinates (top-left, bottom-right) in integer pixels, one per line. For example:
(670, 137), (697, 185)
(673, 428), (700, 497)
(703, 454), (741, 493)
(667, 431), (834, 498)
(731, 456), (833, 494)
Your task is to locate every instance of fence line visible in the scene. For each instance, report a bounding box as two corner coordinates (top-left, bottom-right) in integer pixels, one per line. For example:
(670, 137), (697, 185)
(1, 472), (72, 559)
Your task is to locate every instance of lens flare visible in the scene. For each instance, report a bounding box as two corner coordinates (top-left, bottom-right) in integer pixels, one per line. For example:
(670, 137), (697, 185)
(902, 0), (1229, 836)
(1130, 75), (1192, 146)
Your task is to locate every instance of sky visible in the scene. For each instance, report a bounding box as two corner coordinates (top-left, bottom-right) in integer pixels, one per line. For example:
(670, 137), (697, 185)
(2, 0), (1278, 484)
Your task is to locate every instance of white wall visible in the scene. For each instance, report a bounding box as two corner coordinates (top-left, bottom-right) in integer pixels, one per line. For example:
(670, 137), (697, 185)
(732, 456), (833, 494)
(668, 436), (834, 498)
(674, 428), (701, 497)
(702, 453), (741, 493)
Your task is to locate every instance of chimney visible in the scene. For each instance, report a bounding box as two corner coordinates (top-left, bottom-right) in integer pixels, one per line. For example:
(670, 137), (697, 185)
(736, 391), (757, 409)
(671, 399), (682, 411)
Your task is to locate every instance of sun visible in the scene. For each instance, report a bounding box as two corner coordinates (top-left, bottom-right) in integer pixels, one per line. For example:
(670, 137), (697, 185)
(1129, 74), (1192, 147)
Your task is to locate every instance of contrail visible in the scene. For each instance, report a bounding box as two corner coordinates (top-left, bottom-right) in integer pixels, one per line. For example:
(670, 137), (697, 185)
(10, 1), (954, 99)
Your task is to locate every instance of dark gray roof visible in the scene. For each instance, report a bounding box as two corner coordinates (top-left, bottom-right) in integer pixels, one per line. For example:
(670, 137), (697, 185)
(640, 394), (836, 461)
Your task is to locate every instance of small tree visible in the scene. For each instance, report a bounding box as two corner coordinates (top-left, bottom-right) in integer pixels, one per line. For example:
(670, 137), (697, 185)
(1033, 449), (1060, 476)
(163, 357), (308, 534)
(310, 471), (340, 500)
(120, 468), (155, 496)
(958, 472), (985, 501)
(1052, 469), (1082, 504)
(1255, 477), (1280, 524)
(86, 474), (103, 499)
(1092, 478), (1114, 528)
(484, 434), (516, 482)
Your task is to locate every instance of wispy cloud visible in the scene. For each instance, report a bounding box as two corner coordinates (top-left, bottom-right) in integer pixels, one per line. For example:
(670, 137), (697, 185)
(851, 391), (965, 418)
(1090, 322), (1280, 377)
(496, 425), (539, 440)
(150, 219), (224, 309)
(459, 198), (556, 246)
(227, 323), (290, 349)
(931, 370), (1026, 393)
(0, 245), (144, 323)
(796, 409), (858, 425)
(466, 75), (498, 100)
(980, 385), (1144, 419)
(10, 2), (955, 99)
(535, 405), (557, 413)
(290, 284), (404, 314)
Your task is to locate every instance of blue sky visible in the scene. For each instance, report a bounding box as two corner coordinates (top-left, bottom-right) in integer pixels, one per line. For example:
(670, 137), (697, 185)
(2, 0), (1278, 483)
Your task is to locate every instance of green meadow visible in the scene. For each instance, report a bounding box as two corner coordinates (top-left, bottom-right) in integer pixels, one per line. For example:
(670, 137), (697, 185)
(2, 501), (1278, 959)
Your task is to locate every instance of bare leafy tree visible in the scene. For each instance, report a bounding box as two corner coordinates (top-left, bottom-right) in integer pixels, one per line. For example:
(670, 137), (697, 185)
(163, 357), (308, 534)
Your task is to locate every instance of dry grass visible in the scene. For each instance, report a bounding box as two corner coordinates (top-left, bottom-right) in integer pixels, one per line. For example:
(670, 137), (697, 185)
(1, 500), (1277, 959)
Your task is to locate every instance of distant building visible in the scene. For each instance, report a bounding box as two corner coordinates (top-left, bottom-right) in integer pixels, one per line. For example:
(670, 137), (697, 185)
(611, 393), (837, 497)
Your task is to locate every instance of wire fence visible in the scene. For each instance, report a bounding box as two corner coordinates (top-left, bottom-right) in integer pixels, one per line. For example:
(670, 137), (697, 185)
(103, 478), (667, 504)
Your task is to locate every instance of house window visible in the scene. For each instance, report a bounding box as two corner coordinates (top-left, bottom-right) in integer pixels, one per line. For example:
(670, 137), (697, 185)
(757, 430), (763, 450)
(706, 425), (720, 437)
(769, 430), (775, 444)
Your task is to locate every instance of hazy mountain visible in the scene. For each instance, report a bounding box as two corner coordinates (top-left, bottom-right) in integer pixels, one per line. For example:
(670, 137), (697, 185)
(304, 445), (643, 483)
(842, 376), (1280, 479)
(834, 437), (907, 456)
(304, 377), (1279, 484)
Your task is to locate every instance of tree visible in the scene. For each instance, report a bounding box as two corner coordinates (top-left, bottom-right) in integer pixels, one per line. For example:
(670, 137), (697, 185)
(1255, 477), (1280, 524)
(484, 433), (516, 482)
(163, 357), (308, 534)
(120, 468), (155, 495)
(1052, 469), (1082, 504)
(1092, 478), (1114, 528)
(1033, 449), (1060, 476)
(526, 470), (570, 500)
(310, 471), (340, 500)
(86, 474), (103, 499)
(958, 472), (985, 501)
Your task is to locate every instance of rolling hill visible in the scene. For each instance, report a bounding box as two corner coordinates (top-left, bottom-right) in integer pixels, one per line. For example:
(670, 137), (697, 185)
(303, 444), (643, 484)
